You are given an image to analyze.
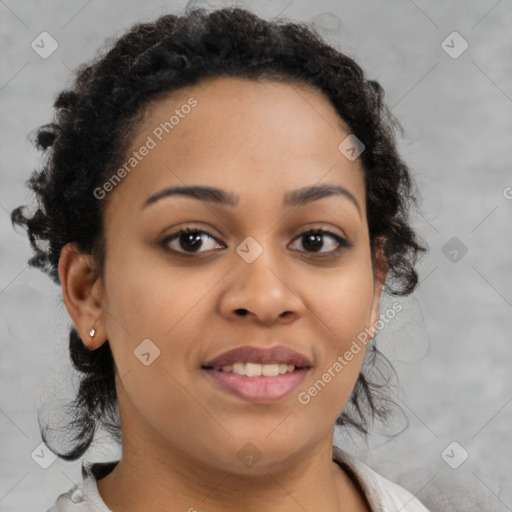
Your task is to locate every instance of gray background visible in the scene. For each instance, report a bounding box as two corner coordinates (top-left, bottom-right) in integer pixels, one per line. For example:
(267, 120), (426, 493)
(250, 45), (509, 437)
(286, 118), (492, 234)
(1, 0), (511, 510)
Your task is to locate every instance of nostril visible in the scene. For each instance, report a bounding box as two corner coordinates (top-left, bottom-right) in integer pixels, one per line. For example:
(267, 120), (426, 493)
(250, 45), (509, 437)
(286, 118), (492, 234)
(235, 309), (248, 316)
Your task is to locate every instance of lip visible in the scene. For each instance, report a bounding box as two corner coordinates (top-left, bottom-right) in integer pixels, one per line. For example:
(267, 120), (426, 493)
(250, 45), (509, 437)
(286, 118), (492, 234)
(204, 368), (309, 403)
(203, 345), (312, 369)
(202, 345), (312, 403)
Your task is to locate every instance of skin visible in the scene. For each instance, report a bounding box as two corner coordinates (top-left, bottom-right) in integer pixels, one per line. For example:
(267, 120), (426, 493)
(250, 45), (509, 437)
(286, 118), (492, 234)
(59, 76), (387, 511)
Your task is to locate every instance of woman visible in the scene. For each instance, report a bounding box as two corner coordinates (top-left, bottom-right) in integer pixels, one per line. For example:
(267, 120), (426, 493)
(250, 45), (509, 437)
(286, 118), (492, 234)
(12, 6), (429, 511)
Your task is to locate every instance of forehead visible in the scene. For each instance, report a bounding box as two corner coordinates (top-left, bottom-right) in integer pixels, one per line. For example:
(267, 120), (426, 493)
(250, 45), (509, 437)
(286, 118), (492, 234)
(137, 75), (354, 159)
(105, 75), (366, 218)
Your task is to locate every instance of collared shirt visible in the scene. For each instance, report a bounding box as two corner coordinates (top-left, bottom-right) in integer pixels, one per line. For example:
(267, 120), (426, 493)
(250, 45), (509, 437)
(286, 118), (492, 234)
(46, 445), (430, 511)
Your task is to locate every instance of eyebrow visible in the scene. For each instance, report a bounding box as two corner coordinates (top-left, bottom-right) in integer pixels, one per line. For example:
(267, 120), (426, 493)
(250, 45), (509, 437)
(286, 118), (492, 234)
(141, 183), (361, 217)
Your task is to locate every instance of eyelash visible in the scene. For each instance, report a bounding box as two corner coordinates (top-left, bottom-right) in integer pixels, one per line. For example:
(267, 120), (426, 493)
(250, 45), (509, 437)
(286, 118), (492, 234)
(159, 226), (352, 259)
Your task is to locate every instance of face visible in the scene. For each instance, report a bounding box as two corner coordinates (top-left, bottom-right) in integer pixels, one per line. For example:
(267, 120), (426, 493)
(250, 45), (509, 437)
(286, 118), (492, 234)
(64, 76), (386, 475)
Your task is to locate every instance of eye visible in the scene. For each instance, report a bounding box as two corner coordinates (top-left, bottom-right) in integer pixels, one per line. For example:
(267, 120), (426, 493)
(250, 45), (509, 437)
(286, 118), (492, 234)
(290, 229), (351, 256)
(160, 227), (224, 256)
(159, 226), (351, 257)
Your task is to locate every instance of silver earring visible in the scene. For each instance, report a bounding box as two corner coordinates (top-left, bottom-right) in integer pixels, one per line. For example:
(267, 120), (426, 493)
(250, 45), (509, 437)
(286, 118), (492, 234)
(89, 328), (96, 338)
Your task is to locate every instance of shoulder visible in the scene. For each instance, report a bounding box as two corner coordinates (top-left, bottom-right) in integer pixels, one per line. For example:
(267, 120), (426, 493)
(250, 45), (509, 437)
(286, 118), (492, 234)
(46, 485), (93, 512)
(332, 445), (431, 512)
(46, 461), (116, 512)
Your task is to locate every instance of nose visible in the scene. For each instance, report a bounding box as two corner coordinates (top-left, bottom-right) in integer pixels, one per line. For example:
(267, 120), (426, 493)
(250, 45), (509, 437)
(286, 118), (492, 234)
(218, 243), (306, 326)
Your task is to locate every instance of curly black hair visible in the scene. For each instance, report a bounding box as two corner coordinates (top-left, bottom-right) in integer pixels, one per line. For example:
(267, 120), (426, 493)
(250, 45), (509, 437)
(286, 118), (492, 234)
(11, 6), (428, 469)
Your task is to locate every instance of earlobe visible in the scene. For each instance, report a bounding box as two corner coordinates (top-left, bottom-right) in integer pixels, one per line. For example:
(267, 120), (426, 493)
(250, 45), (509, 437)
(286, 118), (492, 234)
(58, 242), (107, 350)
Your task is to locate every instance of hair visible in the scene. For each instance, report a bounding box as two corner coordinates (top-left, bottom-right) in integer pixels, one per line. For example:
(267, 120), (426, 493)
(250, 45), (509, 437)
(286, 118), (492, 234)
(11, 6), (428, 471)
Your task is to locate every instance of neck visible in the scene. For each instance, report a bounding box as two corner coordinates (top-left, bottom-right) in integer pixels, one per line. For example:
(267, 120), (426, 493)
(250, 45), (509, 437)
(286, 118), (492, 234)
(97, 434), (347, 512)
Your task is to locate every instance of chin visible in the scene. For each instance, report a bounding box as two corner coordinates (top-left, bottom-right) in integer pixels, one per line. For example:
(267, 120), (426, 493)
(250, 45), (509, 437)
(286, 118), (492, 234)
(195, 428), (320, 476)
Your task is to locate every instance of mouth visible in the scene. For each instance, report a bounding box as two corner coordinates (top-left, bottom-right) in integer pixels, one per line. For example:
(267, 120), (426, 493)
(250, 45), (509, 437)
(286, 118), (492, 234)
(201, 345), (312, 403)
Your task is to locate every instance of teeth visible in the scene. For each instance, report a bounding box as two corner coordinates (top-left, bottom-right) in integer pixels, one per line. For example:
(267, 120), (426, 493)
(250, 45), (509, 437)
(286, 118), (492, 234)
(262, 364), (280, 377)
(221, 362), (296, 376)
(246, 363), (262, 377)
(232, 363), (245, 375)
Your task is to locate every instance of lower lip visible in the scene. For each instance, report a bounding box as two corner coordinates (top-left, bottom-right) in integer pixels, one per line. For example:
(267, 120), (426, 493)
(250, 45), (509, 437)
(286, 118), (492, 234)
(203, 368), (309, 403)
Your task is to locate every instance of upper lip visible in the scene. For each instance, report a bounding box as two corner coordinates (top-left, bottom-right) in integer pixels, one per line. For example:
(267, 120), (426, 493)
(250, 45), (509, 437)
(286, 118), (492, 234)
(203, 345), (312, 369)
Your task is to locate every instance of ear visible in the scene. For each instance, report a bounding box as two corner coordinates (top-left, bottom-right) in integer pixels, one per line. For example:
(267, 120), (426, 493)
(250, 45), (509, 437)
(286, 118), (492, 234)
(368, 240), (388, 339)
(58, 242), (107, 350)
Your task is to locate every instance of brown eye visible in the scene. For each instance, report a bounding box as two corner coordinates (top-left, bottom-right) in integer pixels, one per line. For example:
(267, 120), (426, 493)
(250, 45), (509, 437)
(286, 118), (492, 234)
(161, 228), (224, 255)
(291, 229), (351, 255)
(159, 226), (351, 258)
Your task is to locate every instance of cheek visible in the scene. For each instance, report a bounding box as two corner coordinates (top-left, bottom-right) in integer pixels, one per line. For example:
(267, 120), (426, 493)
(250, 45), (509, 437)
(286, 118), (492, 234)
(101, 251), (223, 447)
(311, 258), (376, 345)
(102, 245), (224, 370)
(300, 262), (375, 416)
(104, 239), (181, 332)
